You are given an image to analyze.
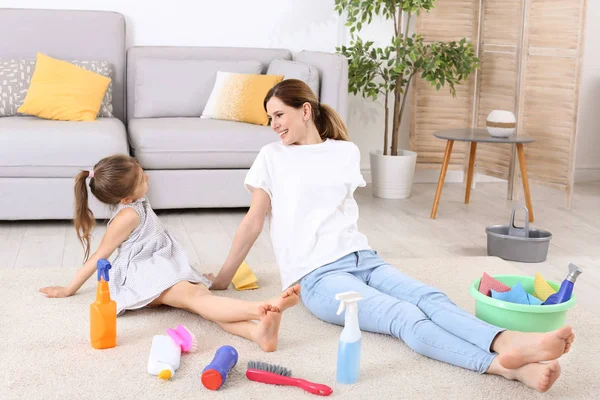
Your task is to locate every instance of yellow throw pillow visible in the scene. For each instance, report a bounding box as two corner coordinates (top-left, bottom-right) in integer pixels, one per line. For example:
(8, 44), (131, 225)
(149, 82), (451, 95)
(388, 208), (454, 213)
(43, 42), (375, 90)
(17, 52), (111, 121)
(201, 72), (283, 126)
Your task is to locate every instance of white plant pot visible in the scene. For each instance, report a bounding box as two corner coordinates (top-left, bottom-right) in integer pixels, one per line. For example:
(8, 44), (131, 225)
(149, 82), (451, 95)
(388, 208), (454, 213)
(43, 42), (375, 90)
(369, 149), (417, 199)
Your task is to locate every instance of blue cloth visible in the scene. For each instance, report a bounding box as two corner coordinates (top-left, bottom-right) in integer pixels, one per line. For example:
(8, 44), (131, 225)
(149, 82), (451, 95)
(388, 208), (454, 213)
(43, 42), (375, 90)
(491, 281), (542, 305)
(300, 250), (505, 374)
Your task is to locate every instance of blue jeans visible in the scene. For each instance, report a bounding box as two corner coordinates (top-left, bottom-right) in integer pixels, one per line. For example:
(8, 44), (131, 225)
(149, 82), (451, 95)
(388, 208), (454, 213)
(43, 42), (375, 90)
(300, 250), (504, 373)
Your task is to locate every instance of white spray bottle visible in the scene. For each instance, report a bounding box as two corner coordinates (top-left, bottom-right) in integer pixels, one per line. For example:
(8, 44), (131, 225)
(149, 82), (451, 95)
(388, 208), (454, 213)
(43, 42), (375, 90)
(335, 291), (363, 384)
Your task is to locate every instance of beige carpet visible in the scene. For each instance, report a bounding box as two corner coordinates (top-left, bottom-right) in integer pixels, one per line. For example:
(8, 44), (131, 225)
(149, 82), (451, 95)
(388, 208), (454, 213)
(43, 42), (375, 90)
(1, 256), (598, 399)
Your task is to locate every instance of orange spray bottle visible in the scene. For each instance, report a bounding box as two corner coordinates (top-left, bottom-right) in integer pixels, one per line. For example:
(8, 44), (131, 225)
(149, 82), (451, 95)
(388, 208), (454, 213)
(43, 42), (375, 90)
(90, 259), (117, 349)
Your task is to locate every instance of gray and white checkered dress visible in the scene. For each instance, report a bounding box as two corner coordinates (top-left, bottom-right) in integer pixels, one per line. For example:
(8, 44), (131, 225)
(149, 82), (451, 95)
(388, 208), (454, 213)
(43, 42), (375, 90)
(107, 197), (211, 315)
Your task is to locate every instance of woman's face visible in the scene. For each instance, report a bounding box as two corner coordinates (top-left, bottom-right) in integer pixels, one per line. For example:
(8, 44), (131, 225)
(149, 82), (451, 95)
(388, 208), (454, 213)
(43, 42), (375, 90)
(266, 96), (309, 145)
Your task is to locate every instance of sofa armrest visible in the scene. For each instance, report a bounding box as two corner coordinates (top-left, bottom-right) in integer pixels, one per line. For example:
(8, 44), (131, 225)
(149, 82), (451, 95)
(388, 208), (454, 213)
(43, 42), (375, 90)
(293, 51), (349, 123)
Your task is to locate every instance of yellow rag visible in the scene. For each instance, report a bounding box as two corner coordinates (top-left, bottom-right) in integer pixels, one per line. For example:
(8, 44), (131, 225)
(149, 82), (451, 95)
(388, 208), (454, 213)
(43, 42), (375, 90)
(232, 261), (259, 290)
(533, 272), (556, 301)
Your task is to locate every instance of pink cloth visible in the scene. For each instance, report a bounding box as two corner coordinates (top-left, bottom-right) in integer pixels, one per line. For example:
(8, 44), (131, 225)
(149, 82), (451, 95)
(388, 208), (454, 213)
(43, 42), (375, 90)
(478, 272), (511, 296)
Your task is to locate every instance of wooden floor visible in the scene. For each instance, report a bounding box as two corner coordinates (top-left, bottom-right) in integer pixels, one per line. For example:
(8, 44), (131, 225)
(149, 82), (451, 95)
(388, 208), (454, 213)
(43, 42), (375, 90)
(1, 180), (598, 317)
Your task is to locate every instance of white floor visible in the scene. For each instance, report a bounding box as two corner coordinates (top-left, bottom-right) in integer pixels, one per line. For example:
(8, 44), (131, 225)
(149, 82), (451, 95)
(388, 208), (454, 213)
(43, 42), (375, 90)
(1, 181), (598, 317)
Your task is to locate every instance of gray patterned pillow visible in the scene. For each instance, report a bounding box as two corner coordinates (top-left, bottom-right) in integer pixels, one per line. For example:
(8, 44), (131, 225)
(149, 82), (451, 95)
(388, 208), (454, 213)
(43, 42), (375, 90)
(0, 58), (114, 118)
(0, 59), (28, 116)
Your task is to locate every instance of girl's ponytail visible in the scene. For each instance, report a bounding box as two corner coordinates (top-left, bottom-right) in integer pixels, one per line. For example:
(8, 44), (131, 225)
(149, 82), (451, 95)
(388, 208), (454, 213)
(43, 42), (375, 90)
(74, 170), (95, 261)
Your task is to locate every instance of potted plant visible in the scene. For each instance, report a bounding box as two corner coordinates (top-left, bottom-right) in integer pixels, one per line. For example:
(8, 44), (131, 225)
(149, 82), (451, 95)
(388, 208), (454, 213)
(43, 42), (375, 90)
(335, 0), (479, 199)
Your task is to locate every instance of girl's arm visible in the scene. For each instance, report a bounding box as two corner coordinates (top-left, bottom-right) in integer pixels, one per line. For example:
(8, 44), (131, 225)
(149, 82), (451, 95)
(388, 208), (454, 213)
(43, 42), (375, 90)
(210, 189), (271, 290)
(39, 208), (139, 298)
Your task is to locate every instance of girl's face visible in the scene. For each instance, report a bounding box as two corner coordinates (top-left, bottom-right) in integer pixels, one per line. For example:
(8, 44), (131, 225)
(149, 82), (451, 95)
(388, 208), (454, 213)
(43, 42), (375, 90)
(129, 167), (149, 201)
(266, 97), (310, 145)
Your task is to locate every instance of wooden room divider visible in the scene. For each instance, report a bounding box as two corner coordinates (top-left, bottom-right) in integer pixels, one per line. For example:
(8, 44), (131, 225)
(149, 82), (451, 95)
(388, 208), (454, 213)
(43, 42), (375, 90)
(411, 0), (588, 208)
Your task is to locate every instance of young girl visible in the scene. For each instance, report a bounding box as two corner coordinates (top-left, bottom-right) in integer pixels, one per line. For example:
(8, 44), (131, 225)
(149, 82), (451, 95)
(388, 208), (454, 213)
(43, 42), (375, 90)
(39, 154), (300, 352)
(206, 79), (575, 392)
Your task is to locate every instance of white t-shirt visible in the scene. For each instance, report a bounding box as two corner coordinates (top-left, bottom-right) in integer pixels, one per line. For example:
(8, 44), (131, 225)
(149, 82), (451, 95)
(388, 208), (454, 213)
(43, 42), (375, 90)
(244, 138), (371, 290)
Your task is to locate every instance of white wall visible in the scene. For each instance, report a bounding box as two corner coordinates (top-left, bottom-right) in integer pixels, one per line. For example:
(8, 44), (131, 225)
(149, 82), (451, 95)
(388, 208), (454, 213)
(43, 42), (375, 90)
(575, 0), (600, 182)
(2, 0), (597, 182)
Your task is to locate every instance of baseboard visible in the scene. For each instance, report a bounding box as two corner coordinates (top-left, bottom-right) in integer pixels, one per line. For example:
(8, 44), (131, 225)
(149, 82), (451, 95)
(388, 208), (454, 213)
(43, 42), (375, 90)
(575, 166), (600, 183)
(361, 169), (507, 184)
(362, 166), (598, 185)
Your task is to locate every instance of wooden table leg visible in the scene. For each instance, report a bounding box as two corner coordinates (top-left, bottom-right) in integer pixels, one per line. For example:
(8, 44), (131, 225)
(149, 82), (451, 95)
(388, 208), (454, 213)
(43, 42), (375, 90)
(431, 140), (454, 219)
(516, 143), (534, 222)
(465, 142), (477, 204)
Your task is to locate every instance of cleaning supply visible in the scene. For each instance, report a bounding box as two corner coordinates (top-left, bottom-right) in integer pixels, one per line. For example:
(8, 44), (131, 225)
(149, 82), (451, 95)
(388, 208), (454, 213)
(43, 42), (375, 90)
(335, 291), (363, 384)
(201, 345), (238, 390)
(90, 259), (116, 349)
(533, 272), (557, 302)
(166, 324), (198, 353)
(543, 263), (583, 305)
(491, 281), (542, 305)
(246, 361), (333, 396)
(478, 272), (511, 296)
(147, 335), (180, 380)
(232, 261), (259, 290)
(147, 324), (197, 380)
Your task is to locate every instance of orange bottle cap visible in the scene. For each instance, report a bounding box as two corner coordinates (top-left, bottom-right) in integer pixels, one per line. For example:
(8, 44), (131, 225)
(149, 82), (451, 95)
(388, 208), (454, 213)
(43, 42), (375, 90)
(201, 369), (223, 390)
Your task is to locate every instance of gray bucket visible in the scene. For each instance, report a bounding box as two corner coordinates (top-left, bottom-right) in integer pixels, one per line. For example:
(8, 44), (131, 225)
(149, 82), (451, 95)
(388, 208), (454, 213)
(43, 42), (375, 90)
(486, 205), (552, 263)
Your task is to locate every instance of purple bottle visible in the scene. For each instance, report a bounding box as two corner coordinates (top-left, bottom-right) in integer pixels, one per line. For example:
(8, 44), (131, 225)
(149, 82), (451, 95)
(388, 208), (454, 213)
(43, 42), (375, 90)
(543, 263), (583, 305)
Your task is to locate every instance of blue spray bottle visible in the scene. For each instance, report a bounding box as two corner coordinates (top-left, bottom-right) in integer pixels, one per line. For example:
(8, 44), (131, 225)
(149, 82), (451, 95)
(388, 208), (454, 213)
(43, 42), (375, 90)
(543, 263), (583, 305)
(335, 291), (363, 384)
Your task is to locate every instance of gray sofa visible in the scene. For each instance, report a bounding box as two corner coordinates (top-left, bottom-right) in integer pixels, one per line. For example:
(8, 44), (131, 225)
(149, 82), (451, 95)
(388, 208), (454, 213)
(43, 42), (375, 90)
(0, 8), (349, 220)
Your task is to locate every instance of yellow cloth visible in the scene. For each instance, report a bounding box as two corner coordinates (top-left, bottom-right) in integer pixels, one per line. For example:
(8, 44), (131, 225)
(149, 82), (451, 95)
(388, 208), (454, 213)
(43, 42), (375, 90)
(17, 52), (111, 121)
(232, 261), (258, 290)
(533, 272), (556, 301)
(201, 72), (283, 126)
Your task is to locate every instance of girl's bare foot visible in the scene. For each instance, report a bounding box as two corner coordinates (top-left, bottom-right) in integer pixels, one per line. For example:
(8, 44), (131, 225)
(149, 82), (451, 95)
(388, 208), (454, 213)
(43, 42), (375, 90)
(513, 361), (562, 393)
(267, 284), (301, 312)
(494, 326), (573, 369)
(251, 310), (282, 352)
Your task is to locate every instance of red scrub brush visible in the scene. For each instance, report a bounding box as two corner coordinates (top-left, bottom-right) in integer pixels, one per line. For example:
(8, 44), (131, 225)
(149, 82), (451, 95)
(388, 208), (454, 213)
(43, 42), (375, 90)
(246, 361), (333, 396)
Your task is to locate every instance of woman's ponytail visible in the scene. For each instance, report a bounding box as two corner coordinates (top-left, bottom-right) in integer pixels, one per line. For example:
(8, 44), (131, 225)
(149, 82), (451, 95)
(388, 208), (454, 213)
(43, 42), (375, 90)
(316, 103), (349, 141)
(74, 170), (95, 261)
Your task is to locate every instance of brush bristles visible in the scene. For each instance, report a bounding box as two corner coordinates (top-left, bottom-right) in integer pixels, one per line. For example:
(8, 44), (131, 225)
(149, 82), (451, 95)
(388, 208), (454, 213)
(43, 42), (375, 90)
(178, 325), (198, 353)
(247, 361), (292, 377)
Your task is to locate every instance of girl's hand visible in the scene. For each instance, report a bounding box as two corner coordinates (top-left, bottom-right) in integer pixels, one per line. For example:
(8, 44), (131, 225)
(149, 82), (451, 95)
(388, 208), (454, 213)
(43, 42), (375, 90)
(204, 273), (229, 290)
(39, 286), (73, 298)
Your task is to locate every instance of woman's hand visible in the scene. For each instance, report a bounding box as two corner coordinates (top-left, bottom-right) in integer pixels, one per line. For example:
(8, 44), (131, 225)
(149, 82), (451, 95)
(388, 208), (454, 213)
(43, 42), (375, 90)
(39, 286), (73, 298)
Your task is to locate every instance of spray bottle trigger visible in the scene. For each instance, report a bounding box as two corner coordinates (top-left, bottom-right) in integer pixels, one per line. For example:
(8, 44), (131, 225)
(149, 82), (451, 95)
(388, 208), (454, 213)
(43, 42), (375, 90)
(97, 259), (112, 282)
(335, 291), (363, 315)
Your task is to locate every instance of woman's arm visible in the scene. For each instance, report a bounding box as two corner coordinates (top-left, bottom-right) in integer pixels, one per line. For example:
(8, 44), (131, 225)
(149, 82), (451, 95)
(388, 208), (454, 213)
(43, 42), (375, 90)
(210, 189), (271, 290)
(39, 208), (139, 298)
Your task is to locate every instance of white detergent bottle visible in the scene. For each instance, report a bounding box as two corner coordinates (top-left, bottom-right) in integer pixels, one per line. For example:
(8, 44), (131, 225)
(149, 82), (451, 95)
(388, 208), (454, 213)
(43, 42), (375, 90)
(335, 291), (363, 384)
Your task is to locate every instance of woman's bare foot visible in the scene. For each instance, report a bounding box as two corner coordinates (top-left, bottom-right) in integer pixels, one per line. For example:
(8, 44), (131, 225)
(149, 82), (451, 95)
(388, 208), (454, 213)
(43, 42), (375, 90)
(493, 326), (573, 369)
(267, 284), (301, 312)
(564, 331), (575, 354)
(487, 357), (561, 393)
(251, 310), (282, 352)
(513, 361), (562, 392)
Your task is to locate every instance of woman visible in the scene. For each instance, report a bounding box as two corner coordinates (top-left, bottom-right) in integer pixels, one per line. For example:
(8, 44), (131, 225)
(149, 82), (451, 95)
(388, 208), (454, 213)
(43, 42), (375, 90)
(205, 79), (574, 392)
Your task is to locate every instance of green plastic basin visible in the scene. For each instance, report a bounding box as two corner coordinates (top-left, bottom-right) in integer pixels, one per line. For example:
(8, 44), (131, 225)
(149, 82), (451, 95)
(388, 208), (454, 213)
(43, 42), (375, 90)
(469, 274), (576, 332)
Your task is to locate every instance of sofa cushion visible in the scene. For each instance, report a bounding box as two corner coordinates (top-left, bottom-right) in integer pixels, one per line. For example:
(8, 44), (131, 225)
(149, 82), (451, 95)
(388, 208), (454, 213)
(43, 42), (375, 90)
(21, 59), (115, 118)
(201, 72), (283, 126)
(17, 53), (111, 122)
(267, 58), (320, 98)
(134, 59), (263, 118)
(128, 118), (277, 169)
(0, 116), (128, 178)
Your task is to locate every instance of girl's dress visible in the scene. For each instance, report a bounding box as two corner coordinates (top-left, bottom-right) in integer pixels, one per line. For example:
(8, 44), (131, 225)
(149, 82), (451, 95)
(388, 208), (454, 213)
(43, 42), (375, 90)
(107, 197), (211, 315)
